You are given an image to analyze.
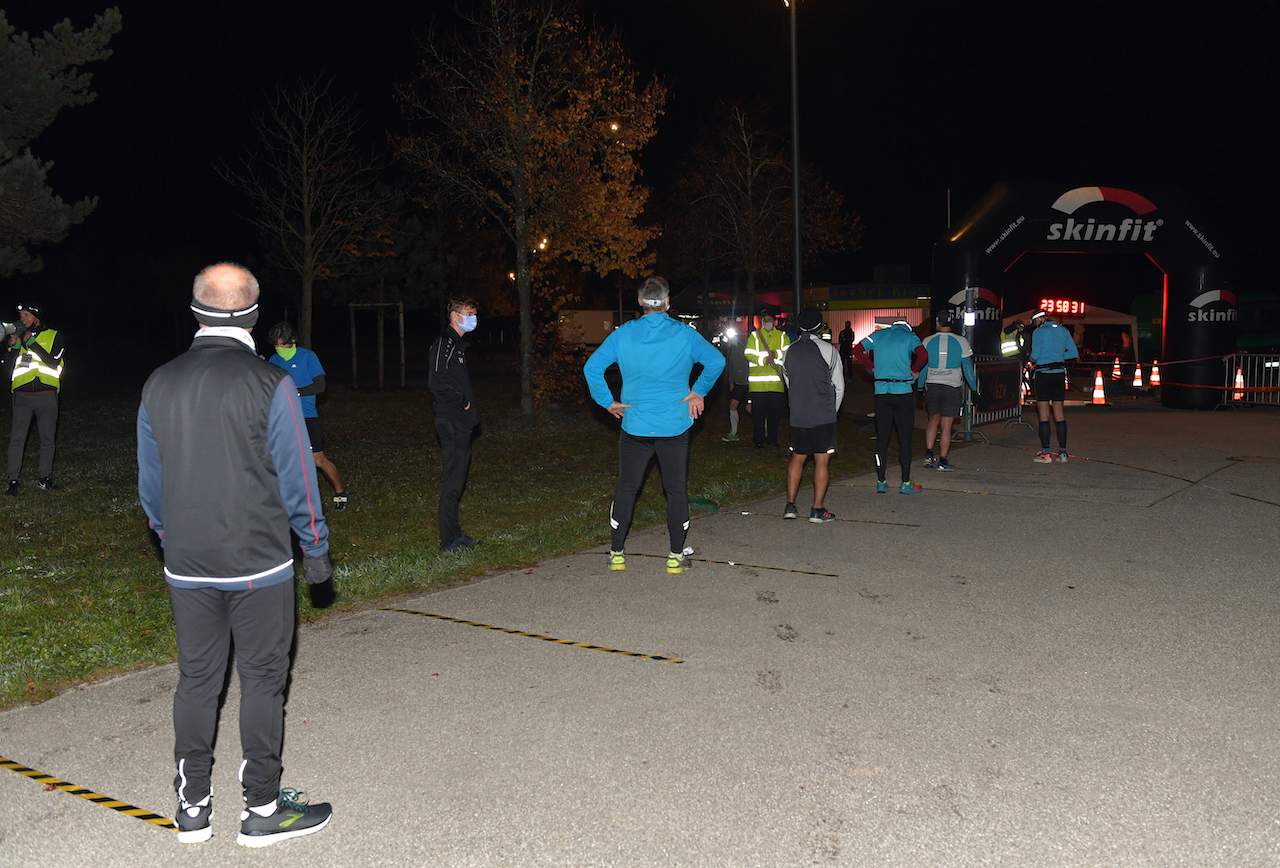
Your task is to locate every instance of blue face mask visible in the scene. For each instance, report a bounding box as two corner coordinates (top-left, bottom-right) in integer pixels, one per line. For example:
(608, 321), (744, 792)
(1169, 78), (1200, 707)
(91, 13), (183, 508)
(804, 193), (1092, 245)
(459, 314), (477, 333)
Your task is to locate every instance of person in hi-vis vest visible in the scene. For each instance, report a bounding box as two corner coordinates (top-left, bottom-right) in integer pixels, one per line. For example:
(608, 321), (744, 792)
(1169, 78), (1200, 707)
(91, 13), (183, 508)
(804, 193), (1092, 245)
(6, 302), (64, 495)
(744, 313), (791, 448)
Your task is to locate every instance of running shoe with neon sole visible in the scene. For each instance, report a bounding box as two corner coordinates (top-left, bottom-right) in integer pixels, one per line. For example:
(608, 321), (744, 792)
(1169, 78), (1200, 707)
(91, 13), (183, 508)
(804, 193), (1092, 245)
(900, 481), (923, 494)
(783, 502), (798, 519)
(666, 553), (692, 574)
(809, 507), (836, 523)
(876, 481), (888, 494)
(237, 788), (332, 848)
(722, 433), (740, 442)
(923, 451), (936, 469)
(607, 551), (626, 571)
(1056, 451), (1069, 463)
(175, 796), (212, 844)
(1032, 451), (1054, 463)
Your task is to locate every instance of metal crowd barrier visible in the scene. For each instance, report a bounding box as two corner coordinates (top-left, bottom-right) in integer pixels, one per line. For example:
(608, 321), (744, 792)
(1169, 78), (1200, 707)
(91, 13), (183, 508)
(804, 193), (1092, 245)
(1221, 353), (1280, 407)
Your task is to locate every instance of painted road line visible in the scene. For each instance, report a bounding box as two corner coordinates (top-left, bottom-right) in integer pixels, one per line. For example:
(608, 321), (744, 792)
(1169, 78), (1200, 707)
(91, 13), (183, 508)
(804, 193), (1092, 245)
(736, 510), (920, 528)
(1, 755), (176, 832)
(625, 552), (841, 577)
(381, 608), (684, 663)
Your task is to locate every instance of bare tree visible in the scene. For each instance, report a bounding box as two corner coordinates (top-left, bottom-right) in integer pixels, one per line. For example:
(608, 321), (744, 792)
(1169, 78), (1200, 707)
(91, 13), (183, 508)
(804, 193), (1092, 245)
(397, 0), (665, 415)
(669, 104), (859, 317)
(219, 77), (384, 346)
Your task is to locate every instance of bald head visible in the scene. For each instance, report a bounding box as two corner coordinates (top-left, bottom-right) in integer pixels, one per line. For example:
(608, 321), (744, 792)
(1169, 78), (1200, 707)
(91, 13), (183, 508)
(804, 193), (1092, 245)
(193, 263), (259, 311)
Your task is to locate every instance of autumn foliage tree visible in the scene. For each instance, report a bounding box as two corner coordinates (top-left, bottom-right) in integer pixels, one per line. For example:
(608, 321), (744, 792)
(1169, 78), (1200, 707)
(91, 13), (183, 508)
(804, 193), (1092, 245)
(668, 104), (859, 317)
(397, 0), (665, 415)
(0, 7), (121, 277)
(219, 77), (387, 347)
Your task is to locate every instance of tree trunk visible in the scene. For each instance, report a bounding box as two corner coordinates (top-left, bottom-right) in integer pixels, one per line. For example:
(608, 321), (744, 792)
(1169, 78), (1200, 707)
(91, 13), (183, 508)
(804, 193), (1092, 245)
(301, 273), (314, 348)
(517, 239), (534, 417)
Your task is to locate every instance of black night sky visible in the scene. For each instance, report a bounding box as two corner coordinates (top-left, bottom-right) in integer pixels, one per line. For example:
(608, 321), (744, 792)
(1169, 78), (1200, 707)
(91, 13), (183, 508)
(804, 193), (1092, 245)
(5, 0), (1278, 365)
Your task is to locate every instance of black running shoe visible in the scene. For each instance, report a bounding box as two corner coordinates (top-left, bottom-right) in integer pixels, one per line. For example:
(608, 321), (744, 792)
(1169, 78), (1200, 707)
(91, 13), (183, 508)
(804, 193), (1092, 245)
(37, 477), (57, 490)
(332, 492), (347, 511)
(783, 502), (798, 519)
(237, 788), (332, 848)
(175, 796), (212, 844)
(5, 480), (17, 496)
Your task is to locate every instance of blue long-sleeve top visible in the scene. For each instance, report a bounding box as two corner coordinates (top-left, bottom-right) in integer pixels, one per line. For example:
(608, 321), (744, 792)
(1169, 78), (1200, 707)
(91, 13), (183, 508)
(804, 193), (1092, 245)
(583, 312), (726, 437)
(1029, 321), (1080, 372)
(918, 331), (978, 391)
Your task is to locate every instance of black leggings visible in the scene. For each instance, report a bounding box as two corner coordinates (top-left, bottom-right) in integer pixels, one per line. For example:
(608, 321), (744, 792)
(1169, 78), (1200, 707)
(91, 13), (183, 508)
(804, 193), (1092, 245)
(874, 392), (915, 483)
(611, 430), (690, 554)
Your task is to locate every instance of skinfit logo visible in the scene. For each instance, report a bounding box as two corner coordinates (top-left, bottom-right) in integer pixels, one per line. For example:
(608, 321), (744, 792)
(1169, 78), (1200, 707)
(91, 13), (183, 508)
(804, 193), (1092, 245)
(1046, 186), (1163, 243)
(1187, 290), (1237, 323)
(947, 288), (1002, 322)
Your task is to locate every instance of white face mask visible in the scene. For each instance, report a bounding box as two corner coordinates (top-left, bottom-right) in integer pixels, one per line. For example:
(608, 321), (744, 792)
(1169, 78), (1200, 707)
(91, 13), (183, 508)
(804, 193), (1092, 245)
(763, 322), (774, 332)
(458, 313), (477, 333)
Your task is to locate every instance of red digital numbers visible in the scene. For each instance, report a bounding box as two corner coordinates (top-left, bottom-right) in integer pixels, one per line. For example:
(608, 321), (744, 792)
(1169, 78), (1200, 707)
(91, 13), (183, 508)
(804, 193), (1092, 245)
(1039, 298), (1085, 316)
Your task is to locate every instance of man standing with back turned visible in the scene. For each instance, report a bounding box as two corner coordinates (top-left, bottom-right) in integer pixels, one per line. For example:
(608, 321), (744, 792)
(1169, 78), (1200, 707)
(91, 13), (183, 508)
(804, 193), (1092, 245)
(919, 310), (977, 472)
(138, 263), (334, 847)
(780, 307), (844, 522)
(584, 277), (724, 574)
(1028, 308), (1079, 462)
(854, 319), (928, 494)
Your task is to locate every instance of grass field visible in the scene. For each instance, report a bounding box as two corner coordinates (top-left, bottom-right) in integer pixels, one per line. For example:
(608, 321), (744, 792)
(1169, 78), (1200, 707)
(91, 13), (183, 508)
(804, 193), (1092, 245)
(0, 361), (909, 709)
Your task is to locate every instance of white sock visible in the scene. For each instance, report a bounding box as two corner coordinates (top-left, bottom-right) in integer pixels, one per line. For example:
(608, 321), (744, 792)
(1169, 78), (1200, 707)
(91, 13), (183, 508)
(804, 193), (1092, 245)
(248, 800), (278, 817)
(729, 409), (739, 434)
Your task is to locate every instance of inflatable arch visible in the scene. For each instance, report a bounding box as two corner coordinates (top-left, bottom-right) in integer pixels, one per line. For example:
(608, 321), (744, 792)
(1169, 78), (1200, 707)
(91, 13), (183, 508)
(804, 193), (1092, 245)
(932, 184), (1231, 409)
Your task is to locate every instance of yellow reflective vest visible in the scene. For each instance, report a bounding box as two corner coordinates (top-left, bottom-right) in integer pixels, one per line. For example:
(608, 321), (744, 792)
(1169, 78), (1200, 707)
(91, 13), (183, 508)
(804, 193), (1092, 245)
(9, 328), (63, 391)
(746, 328), (790, 393)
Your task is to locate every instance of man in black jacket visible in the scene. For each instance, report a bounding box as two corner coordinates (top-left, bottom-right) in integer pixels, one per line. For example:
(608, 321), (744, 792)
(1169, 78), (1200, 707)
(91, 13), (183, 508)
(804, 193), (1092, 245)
(429, 296), (480, 553)
(137, 263), (334, 847)
(780, 307), (845, 522)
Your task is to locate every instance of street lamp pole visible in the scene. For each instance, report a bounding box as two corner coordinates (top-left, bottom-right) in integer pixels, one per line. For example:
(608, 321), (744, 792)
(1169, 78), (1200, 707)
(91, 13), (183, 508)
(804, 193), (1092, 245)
(787, 0), (803, 318)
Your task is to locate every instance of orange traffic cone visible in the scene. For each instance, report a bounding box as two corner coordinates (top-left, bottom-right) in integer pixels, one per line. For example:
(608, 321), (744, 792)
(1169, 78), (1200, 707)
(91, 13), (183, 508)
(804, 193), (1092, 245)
(1233, 367), (1244, 401)
(1132, 363), (1143, 388)
(1111, 358), (1122, 380)
(1092, 370), (1107, 405)
(1150, 361), (1161, 386)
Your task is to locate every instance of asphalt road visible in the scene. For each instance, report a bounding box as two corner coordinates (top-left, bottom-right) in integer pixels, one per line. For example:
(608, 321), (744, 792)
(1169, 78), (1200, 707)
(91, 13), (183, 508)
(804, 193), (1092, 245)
(3, 402), (1278, 867)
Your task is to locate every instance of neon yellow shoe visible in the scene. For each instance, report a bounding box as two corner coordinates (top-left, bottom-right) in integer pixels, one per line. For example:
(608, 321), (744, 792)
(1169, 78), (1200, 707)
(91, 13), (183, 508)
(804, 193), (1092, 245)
(607, 551), (626, 571)
(665, 553), (692, 574)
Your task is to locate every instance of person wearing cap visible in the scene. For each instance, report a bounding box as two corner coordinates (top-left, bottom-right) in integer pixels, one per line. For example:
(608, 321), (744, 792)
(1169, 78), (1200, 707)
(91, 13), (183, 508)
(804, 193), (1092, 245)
(919, 311), (978, 472)
(779, 307), (844, 522)
(267, 321), (348, 512)
(137, 263), (334, 846)
(583, 277), (724, 574)
(744, 312), (791, 449)
(5, 302), (65, 495)
(1028, 308), (1079, 462)
(852, 319), (929, 494)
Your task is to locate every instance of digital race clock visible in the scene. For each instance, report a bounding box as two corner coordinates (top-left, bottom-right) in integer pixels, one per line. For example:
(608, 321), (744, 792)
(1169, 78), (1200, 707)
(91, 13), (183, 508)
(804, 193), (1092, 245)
(1039, 298), (1086, 316)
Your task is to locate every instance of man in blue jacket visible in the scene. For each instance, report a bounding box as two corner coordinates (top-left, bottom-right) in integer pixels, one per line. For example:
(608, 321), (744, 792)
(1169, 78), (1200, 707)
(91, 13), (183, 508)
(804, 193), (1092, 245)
(138, 263), (333, 847)
(583, 277), (725, 574)
(268, 321), (347, 511)
(1028, 308), (1079, 462)
(853, 320), (929, 494)
(918, 311), (978, 472)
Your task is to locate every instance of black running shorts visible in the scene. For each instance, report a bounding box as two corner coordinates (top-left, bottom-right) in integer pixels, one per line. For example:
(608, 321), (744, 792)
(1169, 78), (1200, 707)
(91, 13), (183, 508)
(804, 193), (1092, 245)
(1033, 370), (1066, 403)
(790, 422), (837, 456)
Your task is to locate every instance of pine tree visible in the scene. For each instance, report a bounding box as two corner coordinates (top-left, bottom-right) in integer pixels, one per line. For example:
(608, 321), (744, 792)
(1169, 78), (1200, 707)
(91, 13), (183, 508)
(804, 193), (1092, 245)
(0, 7), (121, 277)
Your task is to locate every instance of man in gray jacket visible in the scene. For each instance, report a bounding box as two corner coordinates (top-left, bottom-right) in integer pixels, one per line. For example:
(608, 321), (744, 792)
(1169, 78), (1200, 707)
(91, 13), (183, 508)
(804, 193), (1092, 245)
(779, 307), (844, 522)
(138, 263), (334, 847)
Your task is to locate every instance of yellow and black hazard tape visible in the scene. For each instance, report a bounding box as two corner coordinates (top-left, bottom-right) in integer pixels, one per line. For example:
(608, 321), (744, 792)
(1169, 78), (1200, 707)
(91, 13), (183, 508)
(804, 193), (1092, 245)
(1, 755), (176, 832)
(380, 608), (684, 663)
(626, 552), (840, 577)
(736, 510), (920, 528)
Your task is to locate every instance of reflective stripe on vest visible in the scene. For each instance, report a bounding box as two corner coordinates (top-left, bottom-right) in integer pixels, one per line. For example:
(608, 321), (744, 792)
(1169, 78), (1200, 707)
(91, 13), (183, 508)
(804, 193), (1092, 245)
(10, 329), (62, 391)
